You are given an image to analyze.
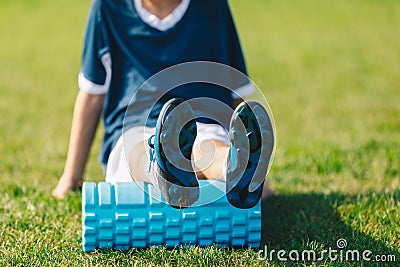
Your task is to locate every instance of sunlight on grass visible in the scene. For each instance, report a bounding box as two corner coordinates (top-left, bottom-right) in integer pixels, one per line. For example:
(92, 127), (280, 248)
(0, 0), (399, 266)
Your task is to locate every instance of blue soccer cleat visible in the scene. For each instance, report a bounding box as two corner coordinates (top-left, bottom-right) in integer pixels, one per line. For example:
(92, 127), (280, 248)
(226, 101), (275, 209)
(148, 98), (199, 209)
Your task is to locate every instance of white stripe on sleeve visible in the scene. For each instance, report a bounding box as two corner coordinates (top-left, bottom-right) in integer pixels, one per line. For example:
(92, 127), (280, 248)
(78, 53), (111, 95)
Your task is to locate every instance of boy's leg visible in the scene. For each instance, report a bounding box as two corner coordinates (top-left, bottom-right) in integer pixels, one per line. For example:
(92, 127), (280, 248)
(226, 101), (275, 208)
(106, 126), (154, 184)
(128, 140), (152, 183)
(193, 138), (274, 199)
(193, 139), (229, 181)
(191, 123), (230, 180)
(111, 100), (274, 207)
(146, 98), (199, 208)
(109, 99), (199, 209)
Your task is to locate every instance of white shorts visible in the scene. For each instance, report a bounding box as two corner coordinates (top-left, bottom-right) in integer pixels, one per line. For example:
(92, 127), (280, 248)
(105, 123), (229, 183)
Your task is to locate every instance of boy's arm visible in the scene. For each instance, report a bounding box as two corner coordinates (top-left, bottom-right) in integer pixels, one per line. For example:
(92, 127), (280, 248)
(52, 90), (104, 199)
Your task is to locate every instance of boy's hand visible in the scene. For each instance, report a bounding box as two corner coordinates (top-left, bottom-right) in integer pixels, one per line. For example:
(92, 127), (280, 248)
(52, 173), (83, 199)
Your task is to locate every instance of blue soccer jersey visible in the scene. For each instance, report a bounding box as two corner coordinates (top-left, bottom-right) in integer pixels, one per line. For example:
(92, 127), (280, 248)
(79, 0), (255, 165)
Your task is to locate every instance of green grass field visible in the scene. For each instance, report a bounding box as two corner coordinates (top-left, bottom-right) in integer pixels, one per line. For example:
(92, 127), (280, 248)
(0, 0), (399, 266)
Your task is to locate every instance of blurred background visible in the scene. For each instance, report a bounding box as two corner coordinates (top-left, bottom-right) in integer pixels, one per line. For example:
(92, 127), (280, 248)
(0, 0), (398, 265)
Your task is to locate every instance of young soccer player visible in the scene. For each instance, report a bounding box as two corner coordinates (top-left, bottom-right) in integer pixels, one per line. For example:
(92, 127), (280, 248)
(53, 0), (275, 208)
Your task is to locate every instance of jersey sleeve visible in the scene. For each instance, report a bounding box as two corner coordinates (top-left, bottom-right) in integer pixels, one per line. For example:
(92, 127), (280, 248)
(78, 0), (111, 95)
(225, 2), (255, 99)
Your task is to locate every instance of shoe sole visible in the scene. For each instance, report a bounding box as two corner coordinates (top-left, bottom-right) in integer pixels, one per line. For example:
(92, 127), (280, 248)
(226, 101), (274, 209)
(154, 98), (199, 209)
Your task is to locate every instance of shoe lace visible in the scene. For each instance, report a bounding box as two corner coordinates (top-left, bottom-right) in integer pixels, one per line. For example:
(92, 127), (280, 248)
(147, 134), (156, 172)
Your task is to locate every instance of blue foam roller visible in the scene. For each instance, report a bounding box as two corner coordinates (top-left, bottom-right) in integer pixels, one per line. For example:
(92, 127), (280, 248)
(82, 180), (261, 252)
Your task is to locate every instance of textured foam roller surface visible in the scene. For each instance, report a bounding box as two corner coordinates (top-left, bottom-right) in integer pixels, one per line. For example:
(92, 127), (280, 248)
(82, 180), (261, 252)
